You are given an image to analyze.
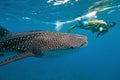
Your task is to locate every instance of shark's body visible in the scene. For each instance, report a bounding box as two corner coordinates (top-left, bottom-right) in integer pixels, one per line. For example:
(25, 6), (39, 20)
(0, 26), (88, 66)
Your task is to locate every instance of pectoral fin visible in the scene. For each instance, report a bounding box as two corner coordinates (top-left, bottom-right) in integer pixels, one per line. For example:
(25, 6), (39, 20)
(0, 52), (34, 66)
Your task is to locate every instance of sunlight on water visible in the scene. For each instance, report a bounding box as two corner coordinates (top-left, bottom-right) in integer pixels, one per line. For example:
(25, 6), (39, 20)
(47, 0), (70, 6)
(47, 0), (79, 6)
(53, 0), (69, 6)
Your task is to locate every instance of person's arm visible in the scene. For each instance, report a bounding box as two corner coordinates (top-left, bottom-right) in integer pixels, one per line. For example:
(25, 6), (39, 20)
(96, 32), (101, 38)
(68, 25), (77, 32)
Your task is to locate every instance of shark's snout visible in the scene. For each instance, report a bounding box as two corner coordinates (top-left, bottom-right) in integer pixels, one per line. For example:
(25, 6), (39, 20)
(68, 34), (88, 48)
(78, 35), (88, 47)
(79, 40), (88, 48)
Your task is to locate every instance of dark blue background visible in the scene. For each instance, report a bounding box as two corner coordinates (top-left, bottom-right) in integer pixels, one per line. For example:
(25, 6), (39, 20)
(0, 0), (120, 80)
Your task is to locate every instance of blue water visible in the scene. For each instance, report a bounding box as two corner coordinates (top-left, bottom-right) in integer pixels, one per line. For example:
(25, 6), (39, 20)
(0, 0), (120, 80)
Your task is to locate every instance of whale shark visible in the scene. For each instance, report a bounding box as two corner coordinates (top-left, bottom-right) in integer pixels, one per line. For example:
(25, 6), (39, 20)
(0, 26), (88, 66)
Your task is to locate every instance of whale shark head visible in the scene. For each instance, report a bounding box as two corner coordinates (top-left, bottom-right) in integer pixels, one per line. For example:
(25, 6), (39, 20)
(62, 34), (88, 48)
(31, 31), (88, 56)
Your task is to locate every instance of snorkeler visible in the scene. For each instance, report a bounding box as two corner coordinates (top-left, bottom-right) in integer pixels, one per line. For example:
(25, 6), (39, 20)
(68, 18), (116, 38)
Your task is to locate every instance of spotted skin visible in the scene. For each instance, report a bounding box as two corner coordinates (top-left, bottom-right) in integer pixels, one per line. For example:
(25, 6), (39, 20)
(0, 30), (87, 66)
